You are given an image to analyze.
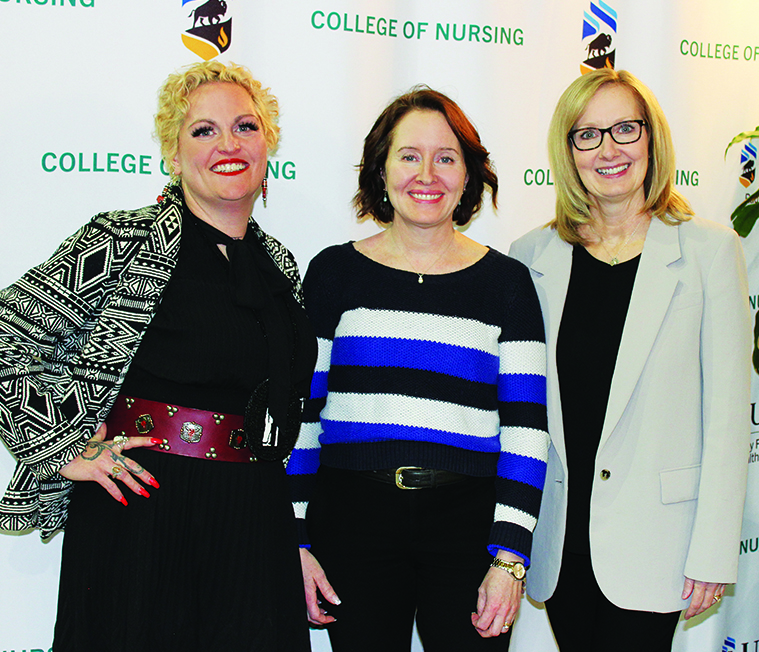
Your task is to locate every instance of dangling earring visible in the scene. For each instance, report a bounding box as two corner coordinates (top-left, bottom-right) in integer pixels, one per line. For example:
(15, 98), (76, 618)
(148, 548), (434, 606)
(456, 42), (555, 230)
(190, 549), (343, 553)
(261, 170), (268, 208)
(383, 189), (388, 203)
(157, 182), (173, 204)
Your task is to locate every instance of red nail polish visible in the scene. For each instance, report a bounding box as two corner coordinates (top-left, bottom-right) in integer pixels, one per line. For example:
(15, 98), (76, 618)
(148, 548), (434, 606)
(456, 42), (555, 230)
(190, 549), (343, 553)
(148, 477), (160, 489)
(119, 496), (128, 506)
(139, 487), (150, 498)
(150, 438), (162, 445)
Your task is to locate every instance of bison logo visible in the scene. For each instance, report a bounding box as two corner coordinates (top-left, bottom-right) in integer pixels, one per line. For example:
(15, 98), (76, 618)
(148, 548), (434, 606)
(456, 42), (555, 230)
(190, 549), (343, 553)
(189, 0), (227, 27)
(580, 1), (617, 74)
(182, 0), (232, 61)
(740, 143), (757, 188)
(586, 33), (612, 58)
(743, 160), (756, 187)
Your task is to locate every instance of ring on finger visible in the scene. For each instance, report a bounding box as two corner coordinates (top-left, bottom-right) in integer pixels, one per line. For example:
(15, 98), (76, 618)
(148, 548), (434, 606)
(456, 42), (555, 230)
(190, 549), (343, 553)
(502, 622), (511, 631)
(112, 435), (129, 449)
(111, 466), (123, 477)
(713, 594), (722, 603)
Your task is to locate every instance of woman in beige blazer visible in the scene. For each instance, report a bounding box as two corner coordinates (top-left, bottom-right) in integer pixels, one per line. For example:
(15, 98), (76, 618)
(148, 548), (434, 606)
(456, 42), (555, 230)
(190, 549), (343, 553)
(509, 69), (751, 651)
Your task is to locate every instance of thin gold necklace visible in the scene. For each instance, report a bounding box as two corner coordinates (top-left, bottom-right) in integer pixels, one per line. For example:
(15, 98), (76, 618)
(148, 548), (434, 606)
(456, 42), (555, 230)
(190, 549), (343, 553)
(393, 229), (456, 284)
(589, 215), (644, 266)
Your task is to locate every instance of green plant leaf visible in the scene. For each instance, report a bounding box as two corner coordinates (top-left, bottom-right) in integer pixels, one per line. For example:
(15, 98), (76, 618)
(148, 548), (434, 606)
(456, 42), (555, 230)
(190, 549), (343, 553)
(724, 126), (759, 158)
(731, 188), (759, 237)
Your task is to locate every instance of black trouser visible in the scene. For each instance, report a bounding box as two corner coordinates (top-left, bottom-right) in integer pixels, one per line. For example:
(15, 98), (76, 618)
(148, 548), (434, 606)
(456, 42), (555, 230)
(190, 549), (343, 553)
(307, 466), (512, 652)
(545, 551), (681, 652)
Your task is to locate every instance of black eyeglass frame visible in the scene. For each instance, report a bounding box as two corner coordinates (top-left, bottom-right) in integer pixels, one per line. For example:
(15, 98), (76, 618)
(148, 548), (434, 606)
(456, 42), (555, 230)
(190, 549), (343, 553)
(568, 119), (648, 151)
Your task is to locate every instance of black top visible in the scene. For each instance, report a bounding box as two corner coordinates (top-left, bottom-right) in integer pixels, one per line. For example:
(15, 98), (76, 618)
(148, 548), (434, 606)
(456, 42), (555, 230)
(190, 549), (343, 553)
(120, 210), (268, 415)
(556, 245), (639, 554)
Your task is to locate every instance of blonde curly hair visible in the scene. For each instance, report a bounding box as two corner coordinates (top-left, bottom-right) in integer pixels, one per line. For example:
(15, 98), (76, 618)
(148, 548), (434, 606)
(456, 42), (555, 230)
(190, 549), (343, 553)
(154, 61), (279, 179)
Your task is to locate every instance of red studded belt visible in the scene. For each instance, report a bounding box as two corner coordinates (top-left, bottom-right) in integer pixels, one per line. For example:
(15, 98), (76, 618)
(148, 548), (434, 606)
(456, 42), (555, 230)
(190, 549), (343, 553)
(105, 395), (257, 463)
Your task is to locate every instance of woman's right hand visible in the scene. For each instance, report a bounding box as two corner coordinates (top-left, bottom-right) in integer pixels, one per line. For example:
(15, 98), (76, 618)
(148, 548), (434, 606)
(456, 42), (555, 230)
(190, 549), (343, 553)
(58, 422), (160, 505)
(299, 547), (341, 625)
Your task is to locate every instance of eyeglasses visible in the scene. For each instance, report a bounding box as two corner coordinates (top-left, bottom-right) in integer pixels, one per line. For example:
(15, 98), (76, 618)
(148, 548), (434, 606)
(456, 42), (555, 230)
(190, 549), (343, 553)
(568, 120), (647, 151)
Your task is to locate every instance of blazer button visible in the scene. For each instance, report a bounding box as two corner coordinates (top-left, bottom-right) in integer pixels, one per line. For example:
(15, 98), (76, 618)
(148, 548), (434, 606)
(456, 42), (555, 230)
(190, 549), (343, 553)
(600, 469), (611, 480)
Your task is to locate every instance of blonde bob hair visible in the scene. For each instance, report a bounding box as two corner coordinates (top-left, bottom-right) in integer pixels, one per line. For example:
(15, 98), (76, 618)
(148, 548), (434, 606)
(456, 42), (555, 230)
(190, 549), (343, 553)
(547, 69), (692, 244)
(154, 60), (279, 179)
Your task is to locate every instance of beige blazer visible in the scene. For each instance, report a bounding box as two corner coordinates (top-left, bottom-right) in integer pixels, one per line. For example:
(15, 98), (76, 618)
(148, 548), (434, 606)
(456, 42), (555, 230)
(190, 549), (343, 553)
(509, 215), (751, 612)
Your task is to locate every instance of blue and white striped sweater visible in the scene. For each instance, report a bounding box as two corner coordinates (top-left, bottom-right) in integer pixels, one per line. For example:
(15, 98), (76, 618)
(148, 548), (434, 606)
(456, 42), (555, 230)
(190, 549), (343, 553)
(287, 243), (548, 562)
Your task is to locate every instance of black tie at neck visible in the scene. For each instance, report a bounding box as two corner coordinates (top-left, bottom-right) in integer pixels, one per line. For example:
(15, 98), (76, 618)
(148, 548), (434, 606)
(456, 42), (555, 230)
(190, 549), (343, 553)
(190, 210), (314, 443)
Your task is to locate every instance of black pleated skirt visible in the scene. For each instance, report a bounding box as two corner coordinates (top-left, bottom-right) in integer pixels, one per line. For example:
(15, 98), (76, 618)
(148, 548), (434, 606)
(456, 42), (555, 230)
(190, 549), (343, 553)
(53, 448), (311, 652)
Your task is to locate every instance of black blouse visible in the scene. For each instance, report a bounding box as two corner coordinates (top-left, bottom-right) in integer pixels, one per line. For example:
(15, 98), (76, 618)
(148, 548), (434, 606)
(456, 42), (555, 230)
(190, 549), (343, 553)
(120, 210), (268, 416)
(556, 245), (640, 554)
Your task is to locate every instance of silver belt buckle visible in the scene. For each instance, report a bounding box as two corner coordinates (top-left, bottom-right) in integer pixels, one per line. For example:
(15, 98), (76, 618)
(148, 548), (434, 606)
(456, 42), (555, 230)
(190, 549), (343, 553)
(395, 466), (423, 490)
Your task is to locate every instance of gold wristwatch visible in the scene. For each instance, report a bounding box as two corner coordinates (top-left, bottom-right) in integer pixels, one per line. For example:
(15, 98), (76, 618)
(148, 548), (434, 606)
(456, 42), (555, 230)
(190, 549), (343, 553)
(490, 558), (526, 581)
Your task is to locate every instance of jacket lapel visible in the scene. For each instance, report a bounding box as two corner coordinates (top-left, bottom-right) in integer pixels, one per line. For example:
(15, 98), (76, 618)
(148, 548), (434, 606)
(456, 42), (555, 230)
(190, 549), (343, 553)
(71, 195), (183, 421)
(530, 232), (574, 466)
(599, 218), (682, 449)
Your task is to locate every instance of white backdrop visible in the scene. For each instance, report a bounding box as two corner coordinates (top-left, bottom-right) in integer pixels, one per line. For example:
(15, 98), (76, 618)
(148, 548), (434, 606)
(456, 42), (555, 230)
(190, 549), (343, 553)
(1, 1), (758, 650)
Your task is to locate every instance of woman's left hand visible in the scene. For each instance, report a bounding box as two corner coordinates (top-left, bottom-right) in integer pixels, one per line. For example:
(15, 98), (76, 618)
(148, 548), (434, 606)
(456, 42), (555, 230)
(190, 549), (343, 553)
(681, 577), (726, 619)
(471, 551), (524, 637)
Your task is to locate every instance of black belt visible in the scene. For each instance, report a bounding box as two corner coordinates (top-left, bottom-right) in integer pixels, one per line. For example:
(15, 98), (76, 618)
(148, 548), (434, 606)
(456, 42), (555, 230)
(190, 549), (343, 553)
(359, 467), (466, 490)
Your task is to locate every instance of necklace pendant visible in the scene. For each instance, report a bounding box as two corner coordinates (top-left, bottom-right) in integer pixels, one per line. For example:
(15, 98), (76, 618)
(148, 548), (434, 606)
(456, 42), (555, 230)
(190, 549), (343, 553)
(417, 274), (424, 284)
(609, 257), (619, 266)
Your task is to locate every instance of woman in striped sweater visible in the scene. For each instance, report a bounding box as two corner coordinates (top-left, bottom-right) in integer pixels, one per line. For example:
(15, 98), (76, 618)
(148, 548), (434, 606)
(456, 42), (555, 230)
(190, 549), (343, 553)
(287, 88), (549, 651)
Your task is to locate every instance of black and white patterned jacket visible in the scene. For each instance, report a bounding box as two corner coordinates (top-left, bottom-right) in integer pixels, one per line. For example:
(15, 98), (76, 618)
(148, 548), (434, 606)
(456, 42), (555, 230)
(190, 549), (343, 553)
(0, 182), (304, 538)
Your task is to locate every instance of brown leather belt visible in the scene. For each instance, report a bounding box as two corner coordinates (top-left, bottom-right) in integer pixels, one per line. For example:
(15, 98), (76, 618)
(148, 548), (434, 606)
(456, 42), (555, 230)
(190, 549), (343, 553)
(360, 467), (467, 490)
(106, 395), (256, 463)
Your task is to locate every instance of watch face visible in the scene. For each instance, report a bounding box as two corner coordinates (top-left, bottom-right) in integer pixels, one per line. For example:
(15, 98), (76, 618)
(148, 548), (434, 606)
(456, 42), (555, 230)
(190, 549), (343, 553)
(512, 563), (526, 580)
